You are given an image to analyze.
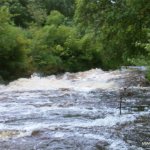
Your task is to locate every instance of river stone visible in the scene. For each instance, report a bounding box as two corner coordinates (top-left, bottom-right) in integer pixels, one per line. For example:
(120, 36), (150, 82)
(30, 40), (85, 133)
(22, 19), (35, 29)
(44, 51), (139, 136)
(96, 141), (109, 150)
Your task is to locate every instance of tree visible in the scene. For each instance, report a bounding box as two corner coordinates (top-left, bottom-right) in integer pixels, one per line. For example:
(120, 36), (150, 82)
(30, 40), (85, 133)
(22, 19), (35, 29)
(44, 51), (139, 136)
(0, 6), (28, 80)
(75, 0), (150, 69)
(41, 0), (75, 17)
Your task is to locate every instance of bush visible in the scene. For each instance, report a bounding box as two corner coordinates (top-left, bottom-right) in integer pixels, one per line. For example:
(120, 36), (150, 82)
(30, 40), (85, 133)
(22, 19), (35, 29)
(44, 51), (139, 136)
(0, 7), (29, 80)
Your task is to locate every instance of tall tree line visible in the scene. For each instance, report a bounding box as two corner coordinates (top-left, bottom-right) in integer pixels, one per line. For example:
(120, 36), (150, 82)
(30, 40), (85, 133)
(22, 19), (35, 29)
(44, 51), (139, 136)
(0, 0), (150, 81)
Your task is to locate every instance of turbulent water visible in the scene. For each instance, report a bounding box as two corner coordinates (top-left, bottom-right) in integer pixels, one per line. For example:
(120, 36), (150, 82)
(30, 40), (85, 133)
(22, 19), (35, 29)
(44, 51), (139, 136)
(0, 68), (149, 150)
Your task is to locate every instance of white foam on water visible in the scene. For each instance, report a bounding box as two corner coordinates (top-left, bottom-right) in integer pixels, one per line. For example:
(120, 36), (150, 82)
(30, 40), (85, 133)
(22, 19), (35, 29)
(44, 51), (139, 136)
(52, 131), (109, 141)
(53, 132), (65, 138)
(76, 133), (138, 150)
(79, 133), (109, 141)
(0, 110), (149, 144)
(109, 139), (131, 150)
(0, 68), (149, 149)
(48, 110), (150, 129)
(64, 114), (136, 128)
(1, 69), (122, 92)
(50, 132), (144, 150)
(0, 85), (6, 93)
(109, 139), (144, 150)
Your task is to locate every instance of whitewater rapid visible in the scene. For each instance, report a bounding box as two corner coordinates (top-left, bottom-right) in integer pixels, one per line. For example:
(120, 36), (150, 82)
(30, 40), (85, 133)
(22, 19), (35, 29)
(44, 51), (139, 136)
(1, 69), (122, 92)
(0, 68), (149, 150)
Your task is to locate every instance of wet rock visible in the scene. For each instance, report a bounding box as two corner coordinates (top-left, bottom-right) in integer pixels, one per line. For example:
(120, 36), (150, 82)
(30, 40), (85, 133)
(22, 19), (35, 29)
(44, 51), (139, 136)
(96, 141), (109, 150)
(31, 130), (41, 136)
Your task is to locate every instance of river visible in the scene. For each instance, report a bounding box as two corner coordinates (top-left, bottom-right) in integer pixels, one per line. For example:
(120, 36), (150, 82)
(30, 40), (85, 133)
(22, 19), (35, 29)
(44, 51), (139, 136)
(0, 69), (149, 150)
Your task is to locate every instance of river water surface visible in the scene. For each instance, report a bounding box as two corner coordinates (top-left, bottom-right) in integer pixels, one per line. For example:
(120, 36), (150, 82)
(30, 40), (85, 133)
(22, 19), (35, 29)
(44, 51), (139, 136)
(0, 69), (149, 150)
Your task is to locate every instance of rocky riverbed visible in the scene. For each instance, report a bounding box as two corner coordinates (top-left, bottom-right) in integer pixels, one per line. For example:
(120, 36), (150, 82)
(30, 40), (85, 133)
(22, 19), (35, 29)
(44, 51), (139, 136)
(0, 69), (149, 150)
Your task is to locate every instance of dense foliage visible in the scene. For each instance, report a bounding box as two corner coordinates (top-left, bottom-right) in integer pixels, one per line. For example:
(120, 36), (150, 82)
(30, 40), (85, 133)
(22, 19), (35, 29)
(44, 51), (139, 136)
(0, 6), (29, 80)
(0, 0), (150, 80)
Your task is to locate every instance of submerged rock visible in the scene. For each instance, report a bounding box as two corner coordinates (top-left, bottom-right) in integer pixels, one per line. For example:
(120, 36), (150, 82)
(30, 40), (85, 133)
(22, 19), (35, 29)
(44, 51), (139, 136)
(96, 141), (109, 150)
